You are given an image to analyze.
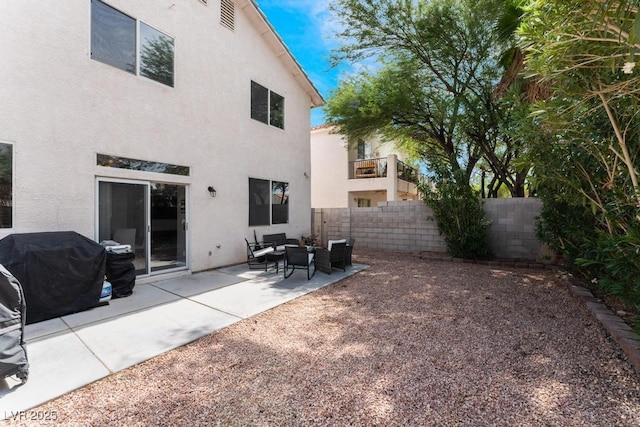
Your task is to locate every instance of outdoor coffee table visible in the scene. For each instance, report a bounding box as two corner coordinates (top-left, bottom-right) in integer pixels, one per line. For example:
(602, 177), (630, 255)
(266, 250), (286, 273)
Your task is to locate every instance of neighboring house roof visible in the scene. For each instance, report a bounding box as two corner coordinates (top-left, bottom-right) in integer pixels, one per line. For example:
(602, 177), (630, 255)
(311, 124), (331, 131)
(239, 0), (325, 108)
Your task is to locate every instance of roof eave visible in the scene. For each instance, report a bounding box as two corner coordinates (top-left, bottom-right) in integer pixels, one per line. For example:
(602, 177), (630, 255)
(238, 0), (325, 108)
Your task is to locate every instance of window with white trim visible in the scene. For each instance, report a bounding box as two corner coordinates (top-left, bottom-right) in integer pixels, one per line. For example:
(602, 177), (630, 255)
(251, 81), (285, 129)
(91, 0), (175, 87)
(249, 178), (289, 226)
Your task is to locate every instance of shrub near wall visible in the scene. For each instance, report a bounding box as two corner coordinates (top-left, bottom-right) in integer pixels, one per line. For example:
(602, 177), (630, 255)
(312, 198), (543, 260)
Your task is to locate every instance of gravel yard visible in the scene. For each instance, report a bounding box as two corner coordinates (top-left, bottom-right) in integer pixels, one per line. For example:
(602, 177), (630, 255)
(13, 250), (640, 426)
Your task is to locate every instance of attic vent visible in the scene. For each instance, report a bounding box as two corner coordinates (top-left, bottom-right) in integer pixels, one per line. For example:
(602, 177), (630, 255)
(220, 0), (235, 30)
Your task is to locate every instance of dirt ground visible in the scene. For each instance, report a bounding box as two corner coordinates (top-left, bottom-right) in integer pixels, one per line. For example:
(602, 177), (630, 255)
(13, 250), (640, 426)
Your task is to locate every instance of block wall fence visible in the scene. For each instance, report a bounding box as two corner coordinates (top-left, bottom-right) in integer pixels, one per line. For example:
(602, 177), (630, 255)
(312, 198), (543, 260)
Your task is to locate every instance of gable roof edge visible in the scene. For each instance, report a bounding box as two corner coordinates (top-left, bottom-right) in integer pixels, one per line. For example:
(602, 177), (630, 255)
(238, 0), (325, 108)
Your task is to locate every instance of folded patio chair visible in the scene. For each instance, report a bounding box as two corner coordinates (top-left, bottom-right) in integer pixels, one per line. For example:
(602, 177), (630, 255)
(245, 238), (276, 271)
(314, 241), (347, 274)
(284, 246), (316, 280)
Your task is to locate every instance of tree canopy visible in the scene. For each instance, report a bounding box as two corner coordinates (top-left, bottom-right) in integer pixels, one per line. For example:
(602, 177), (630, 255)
(518, 0), (640, 310)
(326, 0), (517, 190)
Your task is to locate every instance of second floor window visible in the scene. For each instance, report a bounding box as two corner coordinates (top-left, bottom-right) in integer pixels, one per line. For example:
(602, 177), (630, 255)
(91, 0), (174, 87)
(251, 81), (284, 129)
(356, 139), (372, 159)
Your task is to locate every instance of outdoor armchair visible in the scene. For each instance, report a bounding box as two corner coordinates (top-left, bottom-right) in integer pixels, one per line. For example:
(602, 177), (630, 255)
(245, 238), (276, 271)
(284, 246), (316, 280)
(315, 241), (347, 274)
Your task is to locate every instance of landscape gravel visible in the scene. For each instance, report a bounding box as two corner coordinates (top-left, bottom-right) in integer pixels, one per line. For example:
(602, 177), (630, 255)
(12, 250), (640, 426)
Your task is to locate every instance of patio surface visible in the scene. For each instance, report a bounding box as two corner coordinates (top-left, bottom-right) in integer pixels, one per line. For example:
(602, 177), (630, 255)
(0, 261), (366, 416)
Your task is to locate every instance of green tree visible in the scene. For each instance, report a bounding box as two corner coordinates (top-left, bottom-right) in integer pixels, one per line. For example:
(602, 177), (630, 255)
(520, 0), (640, 208)
(327, 0), (510, 188)
(518, 0), (640, 310)
(420, 167), (493, 259)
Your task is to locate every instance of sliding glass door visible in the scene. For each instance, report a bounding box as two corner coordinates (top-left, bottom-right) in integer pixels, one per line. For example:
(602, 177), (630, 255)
(97, 179), (188, 276)
(149, 183), (187, 272)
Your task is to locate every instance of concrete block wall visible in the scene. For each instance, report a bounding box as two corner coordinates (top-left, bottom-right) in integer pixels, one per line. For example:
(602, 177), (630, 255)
(313, 200), (447, 254)
(312, 198), (543, 260)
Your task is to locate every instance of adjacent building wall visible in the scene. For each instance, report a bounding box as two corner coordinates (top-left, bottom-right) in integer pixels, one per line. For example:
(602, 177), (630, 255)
(310, 126), (419, 208)
(313, 198), (543, 260)
(310, 126), (349, 208)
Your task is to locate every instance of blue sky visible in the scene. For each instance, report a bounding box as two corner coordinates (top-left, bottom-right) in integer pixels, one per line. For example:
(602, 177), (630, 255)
(254, 1), (343, 126)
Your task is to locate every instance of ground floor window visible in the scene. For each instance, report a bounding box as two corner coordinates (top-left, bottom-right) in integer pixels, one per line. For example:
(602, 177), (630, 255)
(0, 143), (12, 228)
(249, 178), (289, 226)
(357, 198), (371, 208)
(97, 153), (189, 176)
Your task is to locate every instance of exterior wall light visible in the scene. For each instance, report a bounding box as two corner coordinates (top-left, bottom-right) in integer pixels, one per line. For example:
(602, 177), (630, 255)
(207, 186), (217, 197)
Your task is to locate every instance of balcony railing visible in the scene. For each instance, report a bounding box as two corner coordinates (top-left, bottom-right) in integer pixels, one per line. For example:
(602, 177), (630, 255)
(396, 160), (419, 184)
(349, 157), (387, 179)
(349, 157), (419, 184)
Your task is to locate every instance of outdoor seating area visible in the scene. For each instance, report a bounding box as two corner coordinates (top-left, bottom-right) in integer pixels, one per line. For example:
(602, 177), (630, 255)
(245, 233), (302, 272)
(246, 234), (356, 278)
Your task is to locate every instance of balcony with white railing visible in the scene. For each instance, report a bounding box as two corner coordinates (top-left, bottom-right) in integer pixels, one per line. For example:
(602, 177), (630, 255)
(347, 154), (421, 204)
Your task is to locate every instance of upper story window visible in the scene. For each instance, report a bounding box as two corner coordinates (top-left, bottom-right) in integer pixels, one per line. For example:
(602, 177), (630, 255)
(357, 139), (372, 159)
(251, 81), (285, 130)
(91, 0), (175, 87)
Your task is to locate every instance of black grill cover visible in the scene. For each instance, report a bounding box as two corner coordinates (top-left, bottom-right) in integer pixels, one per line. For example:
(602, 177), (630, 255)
(0, 232), (106, 324)
(106, 251), (136, 298)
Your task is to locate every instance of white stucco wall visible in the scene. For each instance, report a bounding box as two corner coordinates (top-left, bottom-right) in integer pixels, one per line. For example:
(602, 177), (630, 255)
(310, 126), (349, 208)
(0, 1), (320, 272)
(310, 126), (418, 208)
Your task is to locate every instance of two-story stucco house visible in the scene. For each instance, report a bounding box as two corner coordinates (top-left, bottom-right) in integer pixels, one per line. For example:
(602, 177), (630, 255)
(0, 0), (323, 278)
(310, 125), (421, 208)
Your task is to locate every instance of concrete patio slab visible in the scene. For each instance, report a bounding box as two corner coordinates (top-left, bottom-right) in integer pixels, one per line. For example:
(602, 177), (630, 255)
(152, 270), (246, 297)
(198, 265), (366, 318)
(23, 317), (69, 342)
(60, 283), (182, 329)
(0, 332), (111, 415)
(73, 298), (240, 372)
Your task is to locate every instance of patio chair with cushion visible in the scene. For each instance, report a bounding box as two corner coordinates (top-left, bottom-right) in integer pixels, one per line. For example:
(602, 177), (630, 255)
(284, 246), (316, 280)
(245, 238), (275, 271)
(314, 240), (347, 274)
